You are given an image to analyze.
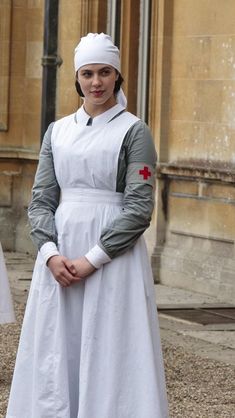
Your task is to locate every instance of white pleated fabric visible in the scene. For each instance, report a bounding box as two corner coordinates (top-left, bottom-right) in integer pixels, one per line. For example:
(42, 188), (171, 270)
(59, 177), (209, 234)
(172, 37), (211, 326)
(6, 104), (169, 418)
(0, 242), (15, 324)
(74, 33), (121, 73)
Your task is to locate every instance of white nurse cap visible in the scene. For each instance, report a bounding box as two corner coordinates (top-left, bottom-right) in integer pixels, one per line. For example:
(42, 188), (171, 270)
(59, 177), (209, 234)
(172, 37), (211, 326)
(74, 32), (121, 73)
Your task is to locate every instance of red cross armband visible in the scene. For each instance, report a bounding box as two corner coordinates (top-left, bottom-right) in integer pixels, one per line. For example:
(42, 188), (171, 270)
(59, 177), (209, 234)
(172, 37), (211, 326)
(126, 162), (155, 187)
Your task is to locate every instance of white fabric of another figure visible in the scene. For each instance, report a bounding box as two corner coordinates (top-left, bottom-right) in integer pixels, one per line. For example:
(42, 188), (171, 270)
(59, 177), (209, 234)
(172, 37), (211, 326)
(0, 242), (15, 324)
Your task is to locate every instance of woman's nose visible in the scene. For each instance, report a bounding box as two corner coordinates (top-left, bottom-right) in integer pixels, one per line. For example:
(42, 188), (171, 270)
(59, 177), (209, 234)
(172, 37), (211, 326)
(92, 74), (101, 86)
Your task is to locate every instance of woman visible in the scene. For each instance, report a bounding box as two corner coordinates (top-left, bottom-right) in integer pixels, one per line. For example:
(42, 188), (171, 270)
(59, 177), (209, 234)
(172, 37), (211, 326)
(0, 241), (15, 324)
(6, 33), (169, 418)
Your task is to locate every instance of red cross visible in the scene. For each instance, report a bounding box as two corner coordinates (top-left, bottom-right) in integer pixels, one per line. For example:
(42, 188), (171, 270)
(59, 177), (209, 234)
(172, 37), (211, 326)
(139, 166), (152, 180)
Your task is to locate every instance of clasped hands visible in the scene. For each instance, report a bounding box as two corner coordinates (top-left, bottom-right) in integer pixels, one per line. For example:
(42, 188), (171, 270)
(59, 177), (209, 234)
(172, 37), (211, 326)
(47, 255), (96, 287)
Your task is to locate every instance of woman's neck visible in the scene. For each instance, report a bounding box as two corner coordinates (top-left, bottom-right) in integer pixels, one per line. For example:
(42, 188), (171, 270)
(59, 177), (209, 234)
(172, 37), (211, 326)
(83, 96), (117, 118)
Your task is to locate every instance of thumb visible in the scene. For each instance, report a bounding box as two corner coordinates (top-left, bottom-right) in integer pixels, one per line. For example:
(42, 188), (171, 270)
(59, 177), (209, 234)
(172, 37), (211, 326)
(64, 260), (77, 275)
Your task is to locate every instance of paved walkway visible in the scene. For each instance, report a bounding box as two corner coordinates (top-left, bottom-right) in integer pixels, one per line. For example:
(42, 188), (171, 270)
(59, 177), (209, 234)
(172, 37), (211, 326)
(156, 285), (235, 366)
(5, 251), (235, 366)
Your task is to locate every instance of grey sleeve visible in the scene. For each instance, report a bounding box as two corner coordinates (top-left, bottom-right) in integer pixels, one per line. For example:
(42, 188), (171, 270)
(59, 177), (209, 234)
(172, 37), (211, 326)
(99, 120), (157, 258)
(28, 123), (60, 250)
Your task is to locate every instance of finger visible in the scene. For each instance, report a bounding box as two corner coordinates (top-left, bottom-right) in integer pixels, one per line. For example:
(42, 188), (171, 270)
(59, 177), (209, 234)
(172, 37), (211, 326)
(54, 277), (67, 287)
(72, 276), (84, 283)
(54, 271), (72, 286)
(64, 261), (77, 276)
(63, 269), (76, 282)
(57, 265), (76, 282)
(59, 280), (69, 287)
(67, 264), (77, 276)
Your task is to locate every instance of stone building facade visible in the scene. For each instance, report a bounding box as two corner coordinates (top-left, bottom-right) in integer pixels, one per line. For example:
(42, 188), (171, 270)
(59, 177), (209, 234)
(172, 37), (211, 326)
(0, 0), (235, 301)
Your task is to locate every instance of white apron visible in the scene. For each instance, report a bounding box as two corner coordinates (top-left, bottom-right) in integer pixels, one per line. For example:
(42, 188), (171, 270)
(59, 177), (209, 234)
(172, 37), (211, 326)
(0, 242), (15, 324)
(6, 106), (169, 418)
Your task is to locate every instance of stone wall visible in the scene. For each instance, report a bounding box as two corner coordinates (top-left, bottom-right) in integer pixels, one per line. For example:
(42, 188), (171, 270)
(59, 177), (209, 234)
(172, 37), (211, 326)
(151, 0), (235, 301)
(0, 0), (44, 252)
(0, 157), (37, 253)
(0, 0), (107, 252)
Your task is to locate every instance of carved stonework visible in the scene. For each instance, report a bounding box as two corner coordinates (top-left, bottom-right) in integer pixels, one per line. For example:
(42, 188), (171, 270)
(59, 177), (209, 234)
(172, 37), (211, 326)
(0, 0), (11, 131)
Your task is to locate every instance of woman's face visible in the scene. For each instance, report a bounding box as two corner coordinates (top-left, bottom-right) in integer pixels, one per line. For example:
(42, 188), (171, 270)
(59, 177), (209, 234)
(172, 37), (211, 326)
(77, 64), (118, 114)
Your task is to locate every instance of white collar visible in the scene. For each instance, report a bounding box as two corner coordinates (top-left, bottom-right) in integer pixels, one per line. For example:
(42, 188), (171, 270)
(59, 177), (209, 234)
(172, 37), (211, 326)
(75, 103), (126, 127)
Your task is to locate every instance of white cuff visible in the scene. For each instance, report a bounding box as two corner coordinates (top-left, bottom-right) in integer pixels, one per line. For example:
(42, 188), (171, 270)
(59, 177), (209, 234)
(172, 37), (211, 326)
(85, 244), (111, 269)
(40, 241), (60, 265)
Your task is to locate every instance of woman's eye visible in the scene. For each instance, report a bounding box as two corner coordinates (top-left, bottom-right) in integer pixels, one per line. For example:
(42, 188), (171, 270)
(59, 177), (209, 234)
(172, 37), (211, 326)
(82, 72), (92, 78)
(101, 70), (111, 76)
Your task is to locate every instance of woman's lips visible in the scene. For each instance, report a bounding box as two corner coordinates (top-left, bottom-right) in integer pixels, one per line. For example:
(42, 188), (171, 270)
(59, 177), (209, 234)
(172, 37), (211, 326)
(91, 90), (104, 97)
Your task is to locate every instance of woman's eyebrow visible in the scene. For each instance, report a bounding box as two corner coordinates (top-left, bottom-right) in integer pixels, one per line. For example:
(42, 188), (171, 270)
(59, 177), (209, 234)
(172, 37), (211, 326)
(98, 66), (112, 71)
(81, 66), (111, 73)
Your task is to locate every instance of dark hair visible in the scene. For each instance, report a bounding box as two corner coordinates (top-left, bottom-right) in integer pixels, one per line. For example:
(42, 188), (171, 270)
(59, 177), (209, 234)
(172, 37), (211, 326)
(75, 72), (124, 97)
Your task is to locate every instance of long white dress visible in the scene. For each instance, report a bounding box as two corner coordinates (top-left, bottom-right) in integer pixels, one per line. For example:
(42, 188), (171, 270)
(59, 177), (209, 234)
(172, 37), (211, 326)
(0, 242), (15, 324)
(6, 105), (169, 418)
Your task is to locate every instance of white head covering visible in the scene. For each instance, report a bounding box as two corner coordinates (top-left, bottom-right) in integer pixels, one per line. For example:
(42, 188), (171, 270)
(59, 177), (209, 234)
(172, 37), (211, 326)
(74, 33), (127, 107)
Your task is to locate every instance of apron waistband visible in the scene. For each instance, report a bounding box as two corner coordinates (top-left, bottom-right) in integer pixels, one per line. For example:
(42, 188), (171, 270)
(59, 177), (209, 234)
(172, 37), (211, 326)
(60, 188), (123, 204)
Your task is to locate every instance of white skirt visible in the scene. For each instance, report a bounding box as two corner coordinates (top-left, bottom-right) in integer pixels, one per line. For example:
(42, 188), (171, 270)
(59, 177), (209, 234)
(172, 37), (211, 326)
(0, 242), (15, 324)
(6, 189), (169, 418)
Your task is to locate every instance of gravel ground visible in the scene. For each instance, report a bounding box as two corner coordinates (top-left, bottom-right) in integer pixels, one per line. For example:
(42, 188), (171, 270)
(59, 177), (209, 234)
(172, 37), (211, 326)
(0, 301), (235, 418)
